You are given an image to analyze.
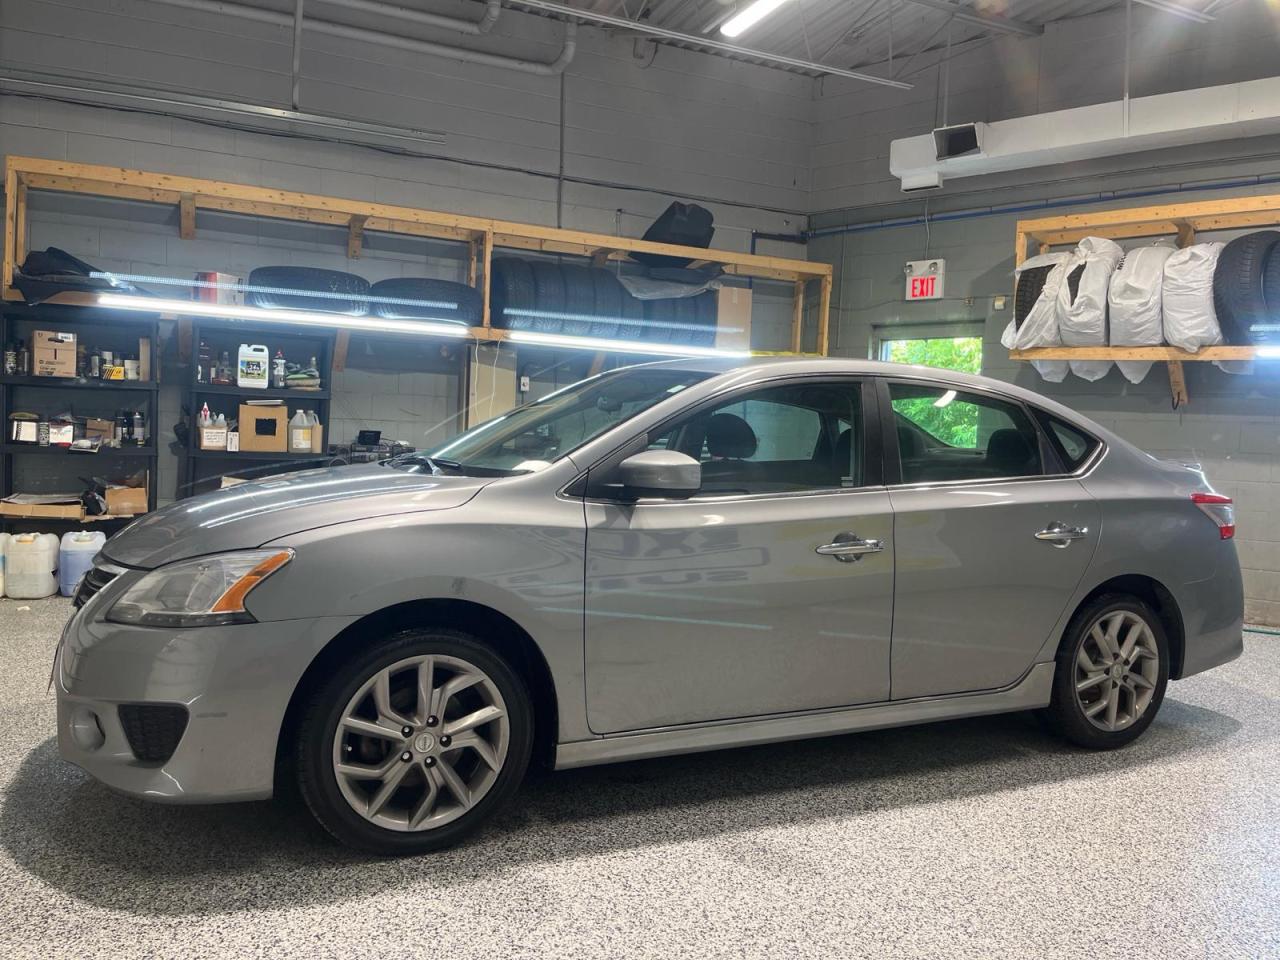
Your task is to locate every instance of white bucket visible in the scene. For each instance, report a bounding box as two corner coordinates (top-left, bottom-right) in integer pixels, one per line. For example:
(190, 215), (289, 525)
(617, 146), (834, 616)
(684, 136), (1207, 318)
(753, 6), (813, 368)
(6, 533), (59, 599)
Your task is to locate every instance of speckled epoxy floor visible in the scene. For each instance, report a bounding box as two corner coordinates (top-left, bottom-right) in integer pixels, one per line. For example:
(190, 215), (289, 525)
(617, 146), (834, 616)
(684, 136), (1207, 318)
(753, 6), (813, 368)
(0, 597), (1276, 959)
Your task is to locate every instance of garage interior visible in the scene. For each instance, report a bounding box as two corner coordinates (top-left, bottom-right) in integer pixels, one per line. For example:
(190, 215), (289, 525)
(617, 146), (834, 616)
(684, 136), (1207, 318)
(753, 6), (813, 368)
(0, 0), (1277, 957)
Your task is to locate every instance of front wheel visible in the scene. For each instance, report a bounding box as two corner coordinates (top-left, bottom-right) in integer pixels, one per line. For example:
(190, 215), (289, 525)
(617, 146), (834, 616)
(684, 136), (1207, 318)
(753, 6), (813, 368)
(1041, 594), (1170, 750)
(296, 628), (533, 855)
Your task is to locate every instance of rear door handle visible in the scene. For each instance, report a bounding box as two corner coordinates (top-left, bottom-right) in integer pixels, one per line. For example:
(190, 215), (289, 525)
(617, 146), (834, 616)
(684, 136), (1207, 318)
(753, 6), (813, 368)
(816, 532), (884, 562)
(1035, 521), (1088, 547)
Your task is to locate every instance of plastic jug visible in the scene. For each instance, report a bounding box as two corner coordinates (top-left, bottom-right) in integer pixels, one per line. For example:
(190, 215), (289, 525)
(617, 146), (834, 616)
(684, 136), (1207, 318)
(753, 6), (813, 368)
(6, 533), (59, 599)
(59, 531), (106, 597)
(237, 343), (270, 389)
(290, 409), (312, 452)
(0, 532), (9, 597)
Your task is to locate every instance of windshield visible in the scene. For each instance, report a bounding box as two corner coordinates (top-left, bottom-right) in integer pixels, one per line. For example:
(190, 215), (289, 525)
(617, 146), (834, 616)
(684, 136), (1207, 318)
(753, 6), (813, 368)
(396, 367), (711, 475)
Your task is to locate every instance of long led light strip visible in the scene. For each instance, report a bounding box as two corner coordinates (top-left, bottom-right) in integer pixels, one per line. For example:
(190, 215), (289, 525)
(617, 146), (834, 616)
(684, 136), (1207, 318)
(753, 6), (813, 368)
(97, 294), (471, 338)
(721, 0), (794, 38)
(505, 330), (750, 358)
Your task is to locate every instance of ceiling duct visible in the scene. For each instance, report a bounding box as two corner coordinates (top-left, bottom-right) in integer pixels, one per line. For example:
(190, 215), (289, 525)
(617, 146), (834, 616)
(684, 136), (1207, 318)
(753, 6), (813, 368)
(890, 77), (1280, 192)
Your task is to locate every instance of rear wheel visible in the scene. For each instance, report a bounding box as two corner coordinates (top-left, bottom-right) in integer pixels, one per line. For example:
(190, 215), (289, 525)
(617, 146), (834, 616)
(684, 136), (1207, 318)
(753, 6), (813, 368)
(1040, 594), (1169, 750)
(296, 628), (532, 855)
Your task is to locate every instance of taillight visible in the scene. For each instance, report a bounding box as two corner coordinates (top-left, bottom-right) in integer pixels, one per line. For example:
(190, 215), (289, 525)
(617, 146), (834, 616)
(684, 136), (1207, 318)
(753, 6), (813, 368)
(1191, 492), (1235, 540)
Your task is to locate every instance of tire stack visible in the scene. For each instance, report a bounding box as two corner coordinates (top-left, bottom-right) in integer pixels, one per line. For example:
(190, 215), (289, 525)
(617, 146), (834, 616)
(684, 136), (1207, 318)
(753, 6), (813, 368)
(246, 266), (481, 328)
(491, 257), (719, 346)
(1213, 231), (1280, 344)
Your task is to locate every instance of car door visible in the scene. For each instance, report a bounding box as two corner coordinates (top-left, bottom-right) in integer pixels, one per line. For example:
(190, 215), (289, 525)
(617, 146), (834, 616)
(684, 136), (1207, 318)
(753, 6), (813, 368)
(582, 377), (893, 734)
(881, 378), (1100, 700)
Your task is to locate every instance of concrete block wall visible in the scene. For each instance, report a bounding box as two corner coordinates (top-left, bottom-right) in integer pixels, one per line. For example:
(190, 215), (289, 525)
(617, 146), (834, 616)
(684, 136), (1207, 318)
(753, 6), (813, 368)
(810, 176), (1280, 626)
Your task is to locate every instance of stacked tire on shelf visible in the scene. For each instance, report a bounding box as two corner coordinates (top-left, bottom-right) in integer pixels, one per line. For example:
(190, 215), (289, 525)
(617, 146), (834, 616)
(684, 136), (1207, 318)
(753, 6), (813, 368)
(491, 257), (717, 345)
(246, 266), (481, 327)
(1213, 231), (1280, 344)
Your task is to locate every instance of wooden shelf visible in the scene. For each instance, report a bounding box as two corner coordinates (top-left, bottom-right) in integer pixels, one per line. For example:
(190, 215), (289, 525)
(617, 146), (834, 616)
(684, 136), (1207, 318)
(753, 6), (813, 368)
(191, 383), (329, 400)
(1, 374), (158, 391)
(1010, 346), (1258, 361)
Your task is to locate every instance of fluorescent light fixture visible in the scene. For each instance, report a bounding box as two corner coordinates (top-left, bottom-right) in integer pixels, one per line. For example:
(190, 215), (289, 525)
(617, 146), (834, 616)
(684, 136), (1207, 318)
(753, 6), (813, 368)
(721, 0), (794, 38)
(933, 389), (957, 408)
(92, 272), (460, 313)
(506, 330), (750, 358)
(1253, 346), (1280, 358)
(504, 307), (741, 336)
(97, 294), (471, 338)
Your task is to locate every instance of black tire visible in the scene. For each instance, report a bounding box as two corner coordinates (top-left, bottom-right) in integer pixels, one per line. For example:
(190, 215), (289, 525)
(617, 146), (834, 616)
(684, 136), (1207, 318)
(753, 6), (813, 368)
(491, 258), (536, 331)
(1039, 593), (1170, 750)
(560, 264), (596, 337)
(296, 627), (533, 856)
(369, 277), (481, 326)
(590, 269), (623, 339)
(1014, 264), (1054, 329)
(1065, 263), (1085, 305)
(642, 298), (676, 343)
(530, 261), (566, 333)
(619, 286), (646, 341)
(247, 266), (371, 315)
(1213, 230), (1280, 344)
(1265, 241), (1280, 322)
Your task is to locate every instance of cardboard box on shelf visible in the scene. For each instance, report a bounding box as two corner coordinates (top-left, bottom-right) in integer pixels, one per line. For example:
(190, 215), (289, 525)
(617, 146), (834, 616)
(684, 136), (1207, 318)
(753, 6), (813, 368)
(238, 402), (287, 452)
(84, 417), (115, 442)
(105, 485), (147, 516)
(198, 425), (228, 450)
(0, 493), (83, 520)
(194, 271), (244, 305)
(226, 431), (240, 452)
(33, 330), (76, 377)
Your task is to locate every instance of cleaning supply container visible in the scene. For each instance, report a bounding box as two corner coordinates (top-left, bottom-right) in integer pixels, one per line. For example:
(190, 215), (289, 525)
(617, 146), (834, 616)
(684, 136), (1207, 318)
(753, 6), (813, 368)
(0, 532), (9, 597)
(6, 533), (59, 599)
(59, 531), (106, 597)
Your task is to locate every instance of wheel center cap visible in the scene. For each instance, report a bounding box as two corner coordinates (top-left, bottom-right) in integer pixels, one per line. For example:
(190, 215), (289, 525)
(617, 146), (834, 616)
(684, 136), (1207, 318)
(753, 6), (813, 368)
(413, 732), (436, 753)
(1111, 664), (1125, 679)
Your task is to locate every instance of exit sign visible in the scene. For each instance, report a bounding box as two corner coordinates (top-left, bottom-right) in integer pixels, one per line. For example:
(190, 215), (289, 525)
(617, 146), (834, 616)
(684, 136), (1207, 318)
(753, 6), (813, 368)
(904, 259), (945, 301)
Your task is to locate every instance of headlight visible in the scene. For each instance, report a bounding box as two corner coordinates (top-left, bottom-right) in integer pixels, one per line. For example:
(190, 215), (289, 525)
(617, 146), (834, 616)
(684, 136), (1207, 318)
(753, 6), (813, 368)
(106, 549), (293, 627)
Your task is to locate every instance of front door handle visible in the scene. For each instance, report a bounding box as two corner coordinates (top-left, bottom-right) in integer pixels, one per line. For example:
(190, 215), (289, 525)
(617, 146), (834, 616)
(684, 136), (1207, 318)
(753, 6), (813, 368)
(1035, 521), (1088, 548)
(816, 532), (884, 562)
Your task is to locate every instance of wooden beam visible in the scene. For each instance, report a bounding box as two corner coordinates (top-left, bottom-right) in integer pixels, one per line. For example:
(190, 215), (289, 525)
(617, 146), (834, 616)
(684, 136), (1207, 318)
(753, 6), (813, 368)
(179, 192), (196, 240)
(480, 230), (494, 329)
(1167, 360), (1188, 408)
(1175, 222), (1196, 248)
(790, 280), (805, 354)
(177, 318), (193, 363)
(346, 214), (367, 259)
(3, 165), (17, 300)
(817, 274), (833, 356)
(333, 330), (350, 372)
(13, 181), (27, 281)
(589, 247), (612, 267)
(1010, 346), (1256, 361)
(467, 237), (480, 287)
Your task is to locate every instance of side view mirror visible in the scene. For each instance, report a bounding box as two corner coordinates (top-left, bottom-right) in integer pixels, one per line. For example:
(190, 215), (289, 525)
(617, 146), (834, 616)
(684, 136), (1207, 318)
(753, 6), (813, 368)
(616, 450), (701, 500)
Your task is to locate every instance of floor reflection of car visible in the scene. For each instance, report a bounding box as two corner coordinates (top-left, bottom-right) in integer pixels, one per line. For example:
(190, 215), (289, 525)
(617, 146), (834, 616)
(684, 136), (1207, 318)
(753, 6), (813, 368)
(56, 358), (1243, 855)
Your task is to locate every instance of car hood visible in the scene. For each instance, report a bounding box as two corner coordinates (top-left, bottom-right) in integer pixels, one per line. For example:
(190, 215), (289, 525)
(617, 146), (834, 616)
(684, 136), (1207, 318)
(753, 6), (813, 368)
(102, 463), (492, 568)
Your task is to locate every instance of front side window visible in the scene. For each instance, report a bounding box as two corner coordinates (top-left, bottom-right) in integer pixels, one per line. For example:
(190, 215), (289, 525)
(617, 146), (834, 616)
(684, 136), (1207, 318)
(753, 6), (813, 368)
(415, 368), (711, 474)
(889, 382), (1043, 484)
(651, 381), (864, 496)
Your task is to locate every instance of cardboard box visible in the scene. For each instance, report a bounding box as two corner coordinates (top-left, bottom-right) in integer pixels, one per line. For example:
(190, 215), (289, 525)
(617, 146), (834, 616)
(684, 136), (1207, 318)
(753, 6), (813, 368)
(105, 485), (147, 517)
(84, 417), (115, 442)
(33, 330), (76, 377)
(226, 431), (240, 452)
(194, 271), (244, 305)
(0, 494), (83, 520)
(238, 402), (287, 452)
(198, 425), (228, 450)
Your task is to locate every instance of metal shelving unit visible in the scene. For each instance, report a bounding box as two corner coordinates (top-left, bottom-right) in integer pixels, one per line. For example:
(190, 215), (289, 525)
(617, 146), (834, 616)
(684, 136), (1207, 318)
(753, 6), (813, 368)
(180, 319), (334, 498)
(0, 301), (160, 530)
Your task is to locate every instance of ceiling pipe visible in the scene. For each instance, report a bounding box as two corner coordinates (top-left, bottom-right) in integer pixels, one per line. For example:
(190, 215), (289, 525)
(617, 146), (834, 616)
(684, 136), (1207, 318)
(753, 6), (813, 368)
(1131, 0), (1214, 23)
(149, 0), (575, 75)
(315, 0), (502, 35)
(901, 0), (1043, 37)
(510, 0), (913, 89)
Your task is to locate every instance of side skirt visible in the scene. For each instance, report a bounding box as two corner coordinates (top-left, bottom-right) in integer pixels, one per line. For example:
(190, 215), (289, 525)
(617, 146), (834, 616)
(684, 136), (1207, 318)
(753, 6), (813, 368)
(554, 661), (1056, 770)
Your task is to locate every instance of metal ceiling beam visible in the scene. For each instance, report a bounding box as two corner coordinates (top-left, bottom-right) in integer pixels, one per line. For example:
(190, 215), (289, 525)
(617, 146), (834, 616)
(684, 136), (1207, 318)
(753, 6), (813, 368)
(509, 0), (914, 89)
(901, 0), (1043, 37)
(1132, 0), (1214, 23)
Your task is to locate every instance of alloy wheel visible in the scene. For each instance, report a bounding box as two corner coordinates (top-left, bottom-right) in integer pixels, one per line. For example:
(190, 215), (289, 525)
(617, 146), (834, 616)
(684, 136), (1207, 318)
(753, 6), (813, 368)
(331, 654), (510, 832)
(1073, 610), (1160, 732)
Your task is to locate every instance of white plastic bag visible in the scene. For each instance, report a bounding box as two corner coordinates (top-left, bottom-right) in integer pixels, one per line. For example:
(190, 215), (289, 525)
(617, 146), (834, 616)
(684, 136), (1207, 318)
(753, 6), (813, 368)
(1109, 244), (1175, 383)
(1057, 236), (1123, 381)
(1004, 252), (1071, 383)
(1162, 242), (1224, 352)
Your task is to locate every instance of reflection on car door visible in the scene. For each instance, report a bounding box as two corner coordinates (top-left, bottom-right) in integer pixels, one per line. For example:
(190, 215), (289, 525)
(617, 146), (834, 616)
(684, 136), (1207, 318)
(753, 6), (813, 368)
(582, 379), (894, 734)
(881, 378), (1100, 700)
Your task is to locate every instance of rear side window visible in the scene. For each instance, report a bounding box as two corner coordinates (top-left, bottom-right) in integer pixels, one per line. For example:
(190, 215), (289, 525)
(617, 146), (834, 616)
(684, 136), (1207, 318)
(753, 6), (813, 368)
(889, 382), (1043, 484)
(1038, 413), (1101, 471)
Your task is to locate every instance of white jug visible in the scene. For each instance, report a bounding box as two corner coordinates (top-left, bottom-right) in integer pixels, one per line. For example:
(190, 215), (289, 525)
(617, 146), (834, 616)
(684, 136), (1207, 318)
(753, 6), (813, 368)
(6, 533), (59, 599)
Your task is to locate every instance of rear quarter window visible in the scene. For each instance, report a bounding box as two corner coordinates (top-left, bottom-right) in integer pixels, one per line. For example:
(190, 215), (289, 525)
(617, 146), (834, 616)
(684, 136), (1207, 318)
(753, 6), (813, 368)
(1037, 413), (1101, 471)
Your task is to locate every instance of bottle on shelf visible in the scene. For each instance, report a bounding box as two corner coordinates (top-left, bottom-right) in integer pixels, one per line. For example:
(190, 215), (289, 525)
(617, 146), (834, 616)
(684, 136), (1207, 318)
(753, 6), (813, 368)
(308, 410), (323, 453)
(289, 409), (312, 452)
(88, 347), (101, 379)
(272, 349), (286, 389)
(77, 341), (87, 378)
(197, 339), (212, 384)
(199, 402), (212, 427)
(16, 340), (29, 376)
(3, 341), (16, 376)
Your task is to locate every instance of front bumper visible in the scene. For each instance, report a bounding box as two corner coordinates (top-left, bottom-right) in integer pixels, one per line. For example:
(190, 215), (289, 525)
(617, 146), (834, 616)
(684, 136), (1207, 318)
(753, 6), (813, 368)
(55, 600), (357, 803)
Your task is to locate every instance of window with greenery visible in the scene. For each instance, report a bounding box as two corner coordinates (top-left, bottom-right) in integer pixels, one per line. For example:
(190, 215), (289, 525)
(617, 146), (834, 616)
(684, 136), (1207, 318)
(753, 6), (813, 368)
(880, 335), (982, 375)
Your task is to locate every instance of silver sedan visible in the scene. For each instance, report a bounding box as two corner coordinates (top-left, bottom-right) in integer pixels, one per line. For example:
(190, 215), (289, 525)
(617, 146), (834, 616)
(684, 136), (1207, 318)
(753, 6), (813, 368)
(56, 358), (1243, 854)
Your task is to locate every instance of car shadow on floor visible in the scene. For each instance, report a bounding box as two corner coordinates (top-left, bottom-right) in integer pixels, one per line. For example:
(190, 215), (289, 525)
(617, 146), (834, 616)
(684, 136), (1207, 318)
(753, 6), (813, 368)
(0, 693), (1251, 917)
